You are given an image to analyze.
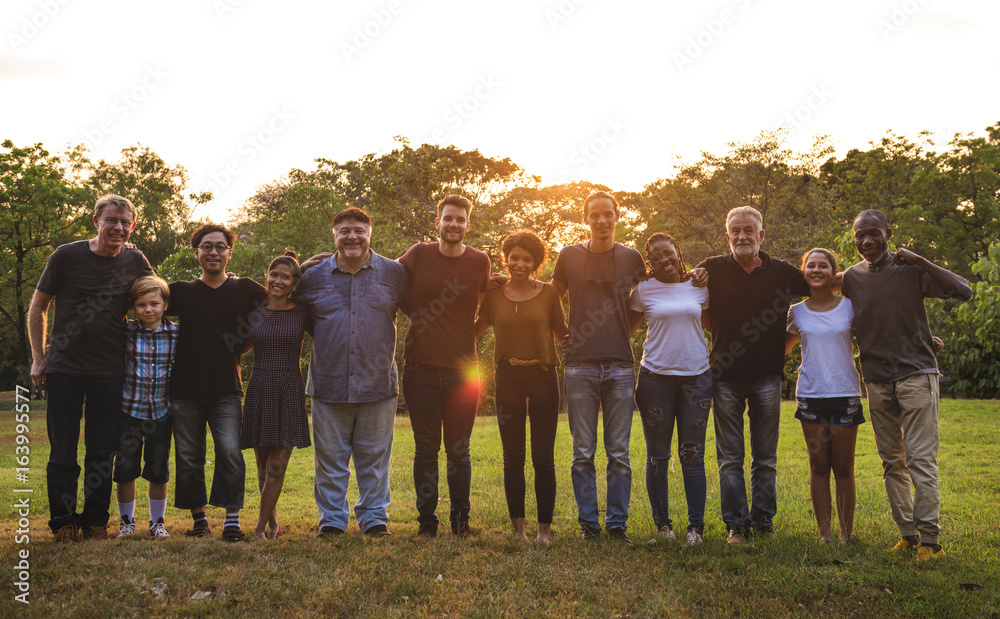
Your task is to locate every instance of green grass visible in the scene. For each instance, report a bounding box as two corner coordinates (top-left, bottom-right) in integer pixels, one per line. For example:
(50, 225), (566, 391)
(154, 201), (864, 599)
(1, 398), (998, 617)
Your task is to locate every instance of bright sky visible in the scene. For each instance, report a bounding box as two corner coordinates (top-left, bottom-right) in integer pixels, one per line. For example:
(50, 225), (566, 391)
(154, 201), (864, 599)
(2, 0), (996, 222)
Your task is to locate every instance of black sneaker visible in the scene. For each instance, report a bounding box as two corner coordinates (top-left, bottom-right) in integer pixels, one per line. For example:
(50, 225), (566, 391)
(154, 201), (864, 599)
(581, 526), (601, 541)
(416, 524), (437, 540)
(607, 528), (632, 545)
(317, 526), (345, 538)
(363, 524), (392, 537)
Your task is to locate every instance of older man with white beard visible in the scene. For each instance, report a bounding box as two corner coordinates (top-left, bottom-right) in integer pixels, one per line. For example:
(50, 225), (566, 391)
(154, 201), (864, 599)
(696, 206), (811, 546)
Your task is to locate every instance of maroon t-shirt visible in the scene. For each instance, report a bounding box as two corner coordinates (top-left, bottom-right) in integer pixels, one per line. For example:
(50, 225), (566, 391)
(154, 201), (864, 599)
(399, 243), (490, 369)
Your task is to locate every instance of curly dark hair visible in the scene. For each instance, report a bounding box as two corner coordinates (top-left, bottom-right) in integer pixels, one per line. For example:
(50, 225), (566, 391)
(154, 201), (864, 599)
(501, 229), (548, 276)
(268, 250), (302, 285)
(643, 232), (688, 281)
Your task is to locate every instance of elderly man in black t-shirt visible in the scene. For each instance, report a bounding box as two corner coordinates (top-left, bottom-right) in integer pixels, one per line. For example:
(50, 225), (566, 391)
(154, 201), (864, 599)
(697, 206), (810, 546)
(30, 195), (154, 542)
(167, 223), (265, 542)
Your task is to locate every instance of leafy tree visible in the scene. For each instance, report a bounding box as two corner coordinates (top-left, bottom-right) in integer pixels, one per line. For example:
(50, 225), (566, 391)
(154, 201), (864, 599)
(0, 140), (91, 392)
(930, 243), (1000, 398)
(637, 129), (835, 265)
(88, 144), (211, 268)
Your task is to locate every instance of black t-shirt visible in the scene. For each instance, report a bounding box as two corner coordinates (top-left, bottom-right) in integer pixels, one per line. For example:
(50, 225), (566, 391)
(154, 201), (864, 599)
(167, 277), (266, 398)
(697, 251), (809, 382)
(35, 240), (153, 376)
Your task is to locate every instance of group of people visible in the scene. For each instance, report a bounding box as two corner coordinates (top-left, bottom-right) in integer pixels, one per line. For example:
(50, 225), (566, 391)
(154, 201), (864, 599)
(30, 190), (971, 559)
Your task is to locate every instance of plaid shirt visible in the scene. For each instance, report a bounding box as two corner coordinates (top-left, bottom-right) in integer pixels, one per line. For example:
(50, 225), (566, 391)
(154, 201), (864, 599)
(121, 318), (179, 420)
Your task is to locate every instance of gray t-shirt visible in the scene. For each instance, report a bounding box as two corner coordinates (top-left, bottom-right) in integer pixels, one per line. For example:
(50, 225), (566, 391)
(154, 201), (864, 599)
(36, 240), (153, 377)
(551, 242), (645, 363)
(842, 256), (950, 383)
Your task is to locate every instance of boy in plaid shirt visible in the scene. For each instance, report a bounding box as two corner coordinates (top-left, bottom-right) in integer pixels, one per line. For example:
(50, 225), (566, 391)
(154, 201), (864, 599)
(114, 276), (179, 538)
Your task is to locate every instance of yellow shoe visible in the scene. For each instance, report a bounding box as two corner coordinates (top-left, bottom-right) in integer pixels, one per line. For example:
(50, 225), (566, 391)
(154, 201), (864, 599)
(916, 544), (945, 561)
(890, 537), (918, 553)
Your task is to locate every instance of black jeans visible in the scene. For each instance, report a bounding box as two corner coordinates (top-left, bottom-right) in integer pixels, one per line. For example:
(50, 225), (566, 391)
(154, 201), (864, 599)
(494, 363), (560, 523)
(45, 374), (123, 531)
(403, 363), (480, 527)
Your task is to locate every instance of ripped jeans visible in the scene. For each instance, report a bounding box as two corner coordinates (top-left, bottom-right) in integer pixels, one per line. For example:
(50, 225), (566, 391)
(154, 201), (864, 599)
(634, 368), (712, 532)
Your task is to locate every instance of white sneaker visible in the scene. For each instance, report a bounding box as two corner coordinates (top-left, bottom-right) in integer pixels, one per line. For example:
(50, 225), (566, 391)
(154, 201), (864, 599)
(117, 519), (136, 538)
(687, 528), (704, 545)
(648, 524), (676, 544)
(149, 520), (169, 539)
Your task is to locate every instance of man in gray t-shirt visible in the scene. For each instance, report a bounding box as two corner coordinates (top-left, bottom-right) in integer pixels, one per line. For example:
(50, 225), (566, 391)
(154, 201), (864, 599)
(550, 191), (646, 542)
(30, 195), (153, 542)
(842, 209), (971, 560)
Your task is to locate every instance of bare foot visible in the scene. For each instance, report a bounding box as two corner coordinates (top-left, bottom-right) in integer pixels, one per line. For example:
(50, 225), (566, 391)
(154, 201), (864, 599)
(511, 517), (528, 541)
(536, 523), (552, 544)
(253, 530), (267, 541)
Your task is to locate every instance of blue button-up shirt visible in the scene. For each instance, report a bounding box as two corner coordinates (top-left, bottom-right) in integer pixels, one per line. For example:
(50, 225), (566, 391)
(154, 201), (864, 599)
(121, 318), (179, 420)
(295, 250), (409, 403)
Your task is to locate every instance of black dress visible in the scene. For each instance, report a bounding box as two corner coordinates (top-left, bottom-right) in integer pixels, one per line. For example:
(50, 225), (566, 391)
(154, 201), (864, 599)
(241, 304), (311, 448)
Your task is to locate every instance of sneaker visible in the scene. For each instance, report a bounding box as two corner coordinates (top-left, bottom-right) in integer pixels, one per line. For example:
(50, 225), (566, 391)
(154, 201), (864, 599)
(317, 526), (345, 538)
(686, 528), (704, 545)
(581, 526), (601, 541)
(149, 520), (169, 539)
(727, 529), (746, 546)
(890, 536), (919, 553)
(53, 523), (80, 543)
(916, 543), (945, 561)
(221, 526), (246, 542)
(185, 520), (211, 538)
(607, 528), (633, 546)
(363, 524), (392, 537)
(117, 518), (136, 539)
(82, 525), (109, 540)
(648, 524), (676, 545)
(416, 524), (437, 540)
(755, 526), (777, 540)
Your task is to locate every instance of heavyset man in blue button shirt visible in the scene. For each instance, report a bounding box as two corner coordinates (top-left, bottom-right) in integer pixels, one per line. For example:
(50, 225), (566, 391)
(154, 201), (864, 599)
(296, 207), (409, 537)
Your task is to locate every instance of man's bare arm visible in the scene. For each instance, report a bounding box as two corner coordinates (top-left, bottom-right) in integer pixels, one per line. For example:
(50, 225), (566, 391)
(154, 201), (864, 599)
(28, 290), (53, 388)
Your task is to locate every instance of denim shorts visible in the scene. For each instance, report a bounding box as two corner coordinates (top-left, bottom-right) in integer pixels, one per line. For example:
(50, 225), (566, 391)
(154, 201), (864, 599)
(794, 397), (866, 427)
(112, 414), (172, 484)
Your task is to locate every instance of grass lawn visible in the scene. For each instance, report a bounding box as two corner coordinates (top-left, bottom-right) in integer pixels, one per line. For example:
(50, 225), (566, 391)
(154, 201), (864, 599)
(1, 397), (998, 617)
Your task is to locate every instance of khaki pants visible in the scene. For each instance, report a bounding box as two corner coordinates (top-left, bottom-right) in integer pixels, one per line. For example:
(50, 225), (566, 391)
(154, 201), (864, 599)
(865, 373), (940, 544)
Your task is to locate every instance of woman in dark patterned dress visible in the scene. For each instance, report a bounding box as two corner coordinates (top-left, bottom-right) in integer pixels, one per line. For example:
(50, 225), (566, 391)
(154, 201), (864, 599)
(242, 251), (311, 540)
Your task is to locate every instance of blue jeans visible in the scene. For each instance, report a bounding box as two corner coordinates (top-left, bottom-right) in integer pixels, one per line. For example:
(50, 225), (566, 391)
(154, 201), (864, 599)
(45, 374), (123, 531)
(634, 368), (712, 532)
(312, 397), (397, 531)
(713, 375), (782, 533)
(403, 363), (480, 528)
(564, 361), (635, 532)
(171, 395), (245, 510)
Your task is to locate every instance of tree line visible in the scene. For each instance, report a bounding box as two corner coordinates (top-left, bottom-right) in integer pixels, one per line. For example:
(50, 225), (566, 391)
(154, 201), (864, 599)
(3, 124), (999, 398)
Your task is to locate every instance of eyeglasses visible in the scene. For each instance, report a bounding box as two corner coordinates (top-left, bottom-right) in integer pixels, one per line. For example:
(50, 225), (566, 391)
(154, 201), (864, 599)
(584, 241), (616, 284)
(102, 217), (134, 228)
(197, 243), (231, 254)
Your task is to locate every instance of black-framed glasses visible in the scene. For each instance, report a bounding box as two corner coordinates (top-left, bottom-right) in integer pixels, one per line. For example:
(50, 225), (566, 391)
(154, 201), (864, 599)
(584, 241), (616, 284)
(197, 243), (231, 254)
